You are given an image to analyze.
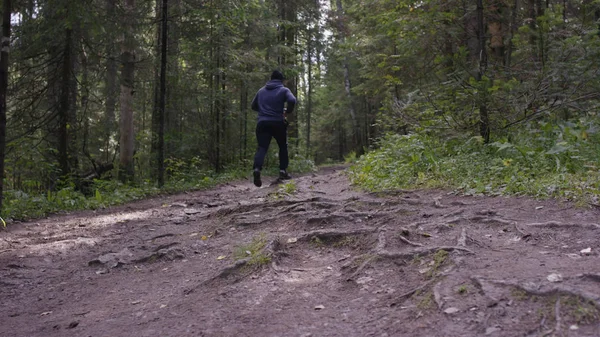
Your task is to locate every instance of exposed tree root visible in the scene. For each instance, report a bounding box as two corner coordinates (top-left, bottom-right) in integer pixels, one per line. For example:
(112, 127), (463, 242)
(579, 273), (600, 283)
(457, 228), (467, 247)
(368, 189), (416, 197)
(305, 214), (358, 225)
(392, 279), (437, 305)
(297, 228), (377, 243)
(443, 209), (465, 218)
(376, 230), (387, 251)
(525, 221), (600, 230)
(433, 281), (444, 310)
(215, 197), (337, 218)
(185, 239), (282, 294)
(378, 246), (474, 259)
(345, 255), (378, 281)
(471, 276), (600, 310)
(554, 298), (561, 336)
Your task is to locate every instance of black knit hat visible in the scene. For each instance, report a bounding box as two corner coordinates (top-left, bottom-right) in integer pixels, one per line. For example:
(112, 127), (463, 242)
(271, 70), (285, 81)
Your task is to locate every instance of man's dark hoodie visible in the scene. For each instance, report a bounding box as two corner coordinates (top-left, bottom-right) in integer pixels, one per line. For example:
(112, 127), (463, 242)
(251, 76), (296, 123)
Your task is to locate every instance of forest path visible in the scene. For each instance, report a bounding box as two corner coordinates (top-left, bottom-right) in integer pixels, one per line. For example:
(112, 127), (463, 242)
(1, 166), (599, 337)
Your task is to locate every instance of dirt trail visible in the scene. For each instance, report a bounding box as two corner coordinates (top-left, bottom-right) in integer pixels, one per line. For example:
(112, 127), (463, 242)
(1, 166), (599, 337)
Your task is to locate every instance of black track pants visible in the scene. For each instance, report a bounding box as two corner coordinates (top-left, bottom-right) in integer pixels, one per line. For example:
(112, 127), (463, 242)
(253, 121), (288, 171)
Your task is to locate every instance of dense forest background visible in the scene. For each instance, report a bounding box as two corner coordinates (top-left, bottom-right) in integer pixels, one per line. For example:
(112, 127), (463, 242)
(1, 0), (600, 219)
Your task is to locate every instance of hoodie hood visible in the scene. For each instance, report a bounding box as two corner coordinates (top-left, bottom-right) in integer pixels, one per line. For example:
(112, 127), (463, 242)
(265, 80), (284, 90)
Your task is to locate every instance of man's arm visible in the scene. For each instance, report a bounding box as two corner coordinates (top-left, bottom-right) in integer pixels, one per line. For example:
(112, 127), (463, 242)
(251, 93), (259, 112)
(285, 89), (297, 114)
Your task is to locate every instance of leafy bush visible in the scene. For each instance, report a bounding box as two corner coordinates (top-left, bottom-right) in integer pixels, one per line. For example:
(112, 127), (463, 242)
(349, 120), (600, 203)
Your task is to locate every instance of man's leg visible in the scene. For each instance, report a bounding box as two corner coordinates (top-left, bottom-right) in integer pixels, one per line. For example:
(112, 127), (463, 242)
(273, 121), (290, 179)
(253, 122), (272, 186)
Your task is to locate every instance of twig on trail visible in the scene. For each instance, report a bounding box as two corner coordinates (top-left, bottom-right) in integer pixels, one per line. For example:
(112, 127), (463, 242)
(513, 222), (530, 238)
(554, 298), (562, 336)
(433, 282), (444, 310)
(433, 197), (446, 209)
(346, 255), (378, 281)
(525, 315), (548, 337)
(471, 276), (600, 309)
(475, 217), (515, 226)
(525, 221), (600, 230)
(149, 233), (176, 241)
(397, 234), (423, 247)
(443, 209), (465, 218)
(541, 328), (555, 337)
(457, 228), (467, 247)
(394, 279), (436, 304)
(378, 246), (474, 260)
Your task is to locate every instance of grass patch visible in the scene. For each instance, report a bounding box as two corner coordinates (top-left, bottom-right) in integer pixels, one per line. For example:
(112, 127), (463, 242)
(232, 233), (272, 266)
(349, 121), (600, 203)
(425, 249), (449, 279)
(3, 156), (317, 224)
(416, 291), (435, 310)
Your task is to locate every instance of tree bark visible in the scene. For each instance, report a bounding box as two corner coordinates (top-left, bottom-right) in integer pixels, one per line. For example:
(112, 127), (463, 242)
(0, 0), (11, 213)
(505, 0), (518, 67)
(306, 28), (313, 157)
(104, 0), (118, 162)
(59, 27), (77, 177)
(157, 0), (168, 187)
(476, 0), (490, 143)
(335, 0), (360, 152)
(119, 0), (136, 183)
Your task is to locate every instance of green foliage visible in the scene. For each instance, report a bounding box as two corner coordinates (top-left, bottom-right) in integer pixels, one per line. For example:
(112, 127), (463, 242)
(2, 165), (248, 222)
(233, 233), (271, 266)
(349, 119), (600, 203)
(280, 181), (297, 195)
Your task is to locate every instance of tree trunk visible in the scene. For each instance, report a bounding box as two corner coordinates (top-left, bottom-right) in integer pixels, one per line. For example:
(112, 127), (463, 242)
(0, 0), (11, 213)
(505, 0), (518, 67)
(59, 27), (77, 177)
(157, 0), (168, 187)
(119, 0), (136, 183)
(476, 0), (490, 143)
(335, 0), (360, 152)
(166, 0), (181, 157)
(104, 0), (118, 163)
(306, 29), (313, 157)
